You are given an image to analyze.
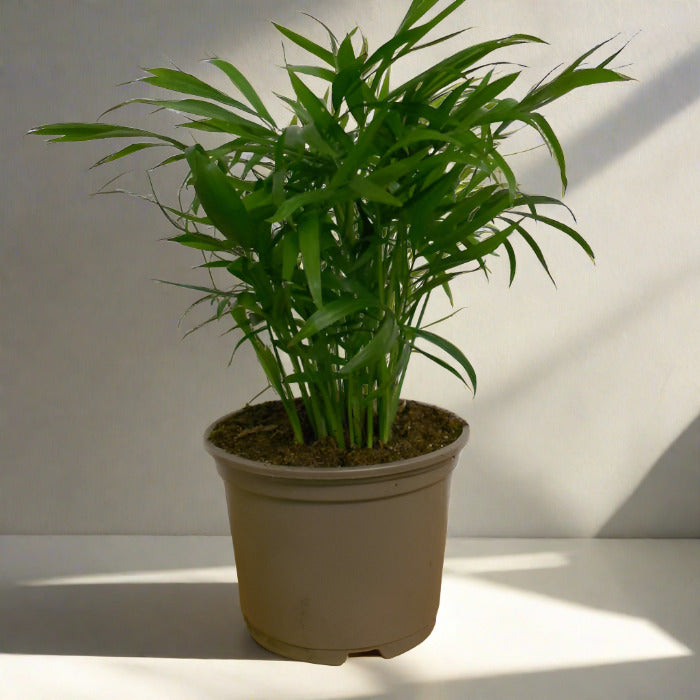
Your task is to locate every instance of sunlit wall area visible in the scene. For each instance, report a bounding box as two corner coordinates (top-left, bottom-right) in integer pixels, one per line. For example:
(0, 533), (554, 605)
(2, 0), (698, 534)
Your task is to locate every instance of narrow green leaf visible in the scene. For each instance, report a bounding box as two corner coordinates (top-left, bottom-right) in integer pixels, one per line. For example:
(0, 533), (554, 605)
(113, 97), (273, 137)
(467, 97), (521, 129)
(489, 148), (518, 202)
(453, 72), (521, 122)
(390, 34), (545, 100)
(329, 110), (387, 189)
(404, 170), (472, 243)
(234, 291), (268, 319)
(412, 346), (470, 388)
(299, 122), (339, 157)
(336, 33), (357, 71)
(502, 237), (517, 286)
(287, 64), (337, 82)
(423, 218), (520, 274)
(233, 304), (286, 398)
(168, 232), (235, 251)
(282, 228), (299, 280)
(414, 327), (476, 392)
(90, 142), (164, 168)
(152, 152), (187, 169)
(378, 67), (392, 99)
(442, 279), (454, 305)
(396, 0), (443, 34)
(526, 112), (567, 192)
(400, 28), (469, 57)
(384, 126), (478, 157)
(564, 36), (619, 74)
(349, 177), (402, 206)
(206, 58), (277, 127)
(420, 305), (466, 330)
(512, 193), (576, 222)
(298, 211), (323, 308)
(28, 122), (186, 149)
(425, 189), (512, 254)
(300, 12), (339, 52)
(137, 67), (261, 115)
(331, 65), (362, 113)
(518, 212), (595, 261)
(291, 296), (379, 344)
(179, 117), (274, 142)
(154, 279), (237, 297)
(341, 314), (399, 375)
(270, 187), (337, 222)
(506, 218), (556, 285)
(367, 147), (431, 186)
(523, 66), (631, 111)
(273, 22), (335, 66)
(287, 70), (347, 147)
(372, 0), (468, 69)
(185, 144), (254, 248)
(197, 260), (230, 268)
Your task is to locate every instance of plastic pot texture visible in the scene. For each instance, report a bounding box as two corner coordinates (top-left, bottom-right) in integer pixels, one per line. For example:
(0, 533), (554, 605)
(204, 405), (469, 665)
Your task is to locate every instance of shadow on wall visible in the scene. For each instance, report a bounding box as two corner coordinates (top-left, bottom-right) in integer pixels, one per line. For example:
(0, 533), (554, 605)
(449, 263), (699, 536)
(598, 414), (700, 537)
(477, 264), (700, 414)
(524, 42), (700, 193)
(447, 43), (700, 537)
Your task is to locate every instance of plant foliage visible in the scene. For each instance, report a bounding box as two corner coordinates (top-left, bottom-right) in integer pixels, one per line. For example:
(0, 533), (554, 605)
(29, 0), (631, 449)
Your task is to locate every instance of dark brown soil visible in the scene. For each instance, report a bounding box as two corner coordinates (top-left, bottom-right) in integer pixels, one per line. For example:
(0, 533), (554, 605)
(207, 399), (466, 467)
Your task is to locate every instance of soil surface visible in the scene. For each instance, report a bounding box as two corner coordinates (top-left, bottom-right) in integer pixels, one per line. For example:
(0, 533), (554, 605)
(207, 399), (466, 467)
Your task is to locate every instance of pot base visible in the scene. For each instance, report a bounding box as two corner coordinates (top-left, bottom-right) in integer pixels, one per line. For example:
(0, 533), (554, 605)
(246, 618), (435, 665)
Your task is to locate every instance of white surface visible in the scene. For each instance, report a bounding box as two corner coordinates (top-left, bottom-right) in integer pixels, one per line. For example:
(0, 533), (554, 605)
(1, 536), (698, 699)
(2, 1), (699, 535)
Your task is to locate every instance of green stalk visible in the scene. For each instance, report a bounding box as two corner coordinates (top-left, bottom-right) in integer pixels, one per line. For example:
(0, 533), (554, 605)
(346, 376), (355, 447)
(366, 395), (374, 449)
(305, 366), (328, 438)
(348, 374), (363, 448)
(363, 370), (374, 449)
(319, 381), (346, 450)
(267, 323), (305, 443)
(344, 201), (357, 246)
(392, 291), (432, 413)
(283, 309), (323, 439)
(288, 350), (314, 429)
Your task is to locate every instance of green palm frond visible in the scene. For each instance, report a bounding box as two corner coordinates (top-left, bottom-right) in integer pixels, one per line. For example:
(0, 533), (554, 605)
(29, 0), (632, 448)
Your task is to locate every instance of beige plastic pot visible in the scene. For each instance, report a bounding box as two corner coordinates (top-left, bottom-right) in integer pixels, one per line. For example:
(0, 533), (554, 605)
(204, 406), (468, 665)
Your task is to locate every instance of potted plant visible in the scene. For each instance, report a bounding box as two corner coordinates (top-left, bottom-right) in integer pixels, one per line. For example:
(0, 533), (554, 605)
(29, 0), (630, 664)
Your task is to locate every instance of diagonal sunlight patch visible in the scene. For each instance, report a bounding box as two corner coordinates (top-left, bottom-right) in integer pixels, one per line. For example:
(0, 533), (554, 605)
(20, 566), (238, 586)
(443, 551), (570, 574)
(388, 572), (693, 682)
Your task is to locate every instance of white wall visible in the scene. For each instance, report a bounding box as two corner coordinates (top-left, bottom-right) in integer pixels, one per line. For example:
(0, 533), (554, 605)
(2, 0), (698, 535)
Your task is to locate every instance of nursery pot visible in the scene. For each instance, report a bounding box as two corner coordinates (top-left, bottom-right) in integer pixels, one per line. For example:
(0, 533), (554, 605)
(204, 406), (469, 665)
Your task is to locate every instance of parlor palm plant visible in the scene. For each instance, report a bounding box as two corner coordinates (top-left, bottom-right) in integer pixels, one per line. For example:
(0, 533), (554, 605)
(30, 0), (630, 451)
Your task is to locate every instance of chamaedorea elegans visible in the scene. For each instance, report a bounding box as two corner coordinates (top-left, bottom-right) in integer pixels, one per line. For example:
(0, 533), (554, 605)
(30, 0), (631, 449)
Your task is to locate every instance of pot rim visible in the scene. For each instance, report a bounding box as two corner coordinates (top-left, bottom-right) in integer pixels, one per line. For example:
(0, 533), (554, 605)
(203, 401), (469, 481)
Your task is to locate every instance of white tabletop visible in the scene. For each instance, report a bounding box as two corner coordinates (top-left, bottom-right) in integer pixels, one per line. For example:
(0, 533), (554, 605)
(1, 536), (698, 699)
